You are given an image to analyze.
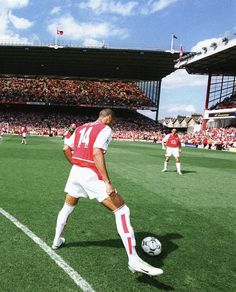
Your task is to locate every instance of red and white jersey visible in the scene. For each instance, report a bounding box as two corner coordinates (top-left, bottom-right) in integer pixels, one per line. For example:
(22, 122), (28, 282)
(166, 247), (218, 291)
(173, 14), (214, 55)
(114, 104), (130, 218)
(65, 121), (112, 179)
(163, 134), (180, 148)
(64, 130), (72, 139)
(63, 128), (76, 145)
(21, 126), (27, 134)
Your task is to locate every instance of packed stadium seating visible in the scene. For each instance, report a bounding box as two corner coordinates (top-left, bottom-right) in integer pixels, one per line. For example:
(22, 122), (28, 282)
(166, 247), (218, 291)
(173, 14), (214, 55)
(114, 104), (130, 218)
(0, 106), (162, 140)
(210, 94), (236, 110)
(0, 77), (235, 149)
(180, 127), (236, 149)
(1, 106), (235, 149)
(0, 78), (155, 108)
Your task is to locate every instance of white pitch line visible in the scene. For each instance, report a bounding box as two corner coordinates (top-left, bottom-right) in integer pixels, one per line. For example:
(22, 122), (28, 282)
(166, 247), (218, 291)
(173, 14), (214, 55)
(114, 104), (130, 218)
(0, 207), (95, 292)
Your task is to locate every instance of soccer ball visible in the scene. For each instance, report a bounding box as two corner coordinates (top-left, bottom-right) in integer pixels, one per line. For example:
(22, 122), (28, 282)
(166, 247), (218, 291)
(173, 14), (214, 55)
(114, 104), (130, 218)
(141, 237), (162, 256)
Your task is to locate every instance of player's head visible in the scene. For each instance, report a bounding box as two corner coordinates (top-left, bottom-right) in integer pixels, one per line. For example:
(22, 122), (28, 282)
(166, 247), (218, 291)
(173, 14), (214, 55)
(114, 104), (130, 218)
(171, 128), (177, 135)
(98, 108), (115, 127)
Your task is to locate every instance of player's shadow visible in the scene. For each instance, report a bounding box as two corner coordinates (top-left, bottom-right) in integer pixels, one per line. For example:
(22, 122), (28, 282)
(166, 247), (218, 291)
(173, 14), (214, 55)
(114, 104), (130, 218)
(163, 170), (196, 174)
(65, 238), (123, 249)
(66, 232), (182, 291)
(181, 170), (197, 174)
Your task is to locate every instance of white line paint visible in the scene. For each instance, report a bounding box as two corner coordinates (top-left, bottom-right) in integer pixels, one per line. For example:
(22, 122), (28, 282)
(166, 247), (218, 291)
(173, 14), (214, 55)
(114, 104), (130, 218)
(0, 207), (95, 292)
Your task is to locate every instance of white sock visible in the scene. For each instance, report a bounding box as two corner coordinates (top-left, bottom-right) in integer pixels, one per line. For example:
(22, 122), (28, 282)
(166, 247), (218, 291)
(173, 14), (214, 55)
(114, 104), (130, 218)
(176, 162), (181, 172)
(53, 203), (75, 245)
(164, 161), (168, 170)
(114, 205), (138, 262)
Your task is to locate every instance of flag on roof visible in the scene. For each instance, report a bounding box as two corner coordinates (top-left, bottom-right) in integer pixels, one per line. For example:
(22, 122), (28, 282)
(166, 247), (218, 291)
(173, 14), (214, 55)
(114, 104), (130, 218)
(57, 29), (63, 35)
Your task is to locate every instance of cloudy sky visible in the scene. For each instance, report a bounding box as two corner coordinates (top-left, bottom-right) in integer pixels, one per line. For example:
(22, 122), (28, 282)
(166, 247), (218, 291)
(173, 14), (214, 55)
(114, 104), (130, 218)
(0, 0), (235, 118)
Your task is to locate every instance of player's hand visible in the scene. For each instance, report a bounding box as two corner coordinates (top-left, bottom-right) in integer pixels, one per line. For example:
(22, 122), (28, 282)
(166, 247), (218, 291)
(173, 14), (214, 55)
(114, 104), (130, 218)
(179, 149), (182, 153)
(105, 182), (117, 196)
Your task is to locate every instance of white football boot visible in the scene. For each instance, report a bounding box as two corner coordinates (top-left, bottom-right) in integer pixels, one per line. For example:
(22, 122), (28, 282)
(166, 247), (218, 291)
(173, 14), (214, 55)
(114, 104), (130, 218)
(161, 169), (167, 172)
(52, 237), (65, 250)
(128, 257), (163, 277)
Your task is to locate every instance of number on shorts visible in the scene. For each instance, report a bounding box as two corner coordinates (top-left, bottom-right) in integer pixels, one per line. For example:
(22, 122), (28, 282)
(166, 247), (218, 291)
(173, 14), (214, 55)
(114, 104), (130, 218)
(78, 127), (92, 148)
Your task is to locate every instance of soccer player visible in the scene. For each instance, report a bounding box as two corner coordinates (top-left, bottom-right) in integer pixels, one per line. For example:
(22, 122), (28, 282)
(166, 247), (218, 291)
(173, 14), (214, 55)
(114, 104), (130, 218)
(0, 127), (4, 140)
(162, 128), (182, 175)
(21, 126), (27, 144)
(52, 108), (163, 277)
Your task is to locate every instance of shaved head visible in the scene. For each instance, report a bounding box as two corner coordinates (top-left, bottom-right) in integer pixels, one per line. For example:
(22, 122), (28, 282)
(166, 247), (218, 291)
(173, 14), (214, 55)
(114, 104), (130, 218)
(99, 108), (115, 119)
(98, 108), (115, 127)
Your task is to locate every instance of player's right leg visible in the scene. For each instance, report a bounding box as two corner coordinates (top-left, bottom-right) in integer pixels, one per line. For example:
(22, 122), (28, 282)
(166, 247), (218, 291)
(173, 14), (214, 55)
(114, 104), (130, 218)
(52, 195), (78, 249)
(101, 193), (163, 277)
(162, 156), (170, 172)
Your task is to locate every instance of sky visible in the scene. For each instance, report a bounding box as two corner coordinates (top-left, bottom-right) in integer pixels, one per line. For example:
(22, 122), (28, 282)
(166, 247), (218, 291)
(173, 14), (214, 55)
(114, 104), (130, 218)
(0, 0), (236, 119)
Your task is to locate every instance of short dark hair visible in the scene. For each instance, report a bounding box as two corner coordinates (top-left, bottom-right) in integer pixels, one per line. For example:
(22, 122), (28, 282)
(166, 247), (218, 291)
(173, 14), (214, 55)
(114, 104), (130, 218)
(99, 108), (115, 118)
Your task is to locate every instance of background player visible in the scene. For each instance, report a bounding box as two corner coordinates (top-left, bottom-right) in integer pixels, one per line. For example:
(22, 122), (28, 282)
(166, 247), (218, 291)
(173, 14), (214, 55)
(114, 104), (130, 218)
(162, 128), (182, 175)
(21, 126), (27, 144)
(52, 108), (163, 277)
(0, 127), (5, 140)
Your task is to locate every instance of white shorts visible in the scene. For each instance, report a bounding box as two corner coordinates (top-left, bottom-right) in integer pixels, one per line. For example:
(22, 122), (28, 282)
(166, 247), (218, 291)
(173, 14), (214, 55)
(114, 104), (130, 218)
(165, 147), (180, 158)
(64, 165), (109, 203)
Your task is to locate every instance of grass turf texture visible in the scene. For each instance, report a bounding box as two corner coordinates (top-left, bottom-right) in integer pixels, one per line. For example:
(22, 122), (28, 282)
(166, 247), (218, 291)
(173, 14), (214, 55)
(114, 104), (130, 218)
(0, 135), (235, 292)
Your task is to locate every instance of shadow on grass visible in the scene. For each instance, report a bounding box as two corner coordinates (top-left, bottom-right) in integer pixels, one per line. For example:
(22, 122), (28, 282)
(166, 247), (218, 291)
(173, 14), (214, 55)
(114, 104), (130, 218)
(162, 170), (197, 174)
(136, 275), (175, 291)
(66, 232), (183, 291)
(134, 232), (183, 290)
(181, 170), (197, 174)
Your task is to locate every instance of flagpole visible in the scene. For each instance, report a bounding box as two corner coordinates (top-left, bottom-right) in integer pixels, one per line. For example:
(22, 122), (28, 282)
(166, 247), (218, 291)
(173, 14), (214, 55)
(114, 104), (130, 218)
(171, 33), (174, 52)
(55, 27), (58, 46)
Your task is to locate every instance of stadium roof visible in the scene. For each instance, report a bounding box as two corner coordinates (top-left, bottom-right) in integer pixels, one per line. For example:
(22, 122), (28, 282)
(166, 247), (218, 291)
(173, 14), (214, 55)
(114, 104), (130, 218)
(0, 45), (179, 81)
(175, 38), (236, 76)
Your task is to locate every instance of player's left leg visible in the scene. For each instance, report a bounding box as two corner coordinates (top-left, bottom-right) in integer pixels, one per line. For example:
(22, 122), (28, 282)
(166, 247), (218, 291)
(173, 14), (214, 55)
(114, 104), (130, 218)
(102, 193), (137, 259)
(101, 193), (163, 276)
(175, 156), (182, 175)
(52, 195), (78, 249)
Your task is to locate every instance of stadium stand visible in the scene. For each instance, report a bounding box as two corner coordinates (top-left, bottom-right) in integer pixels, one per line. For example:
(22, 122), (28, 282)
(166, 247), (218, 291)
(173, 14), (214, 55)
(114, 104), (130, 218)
(0, 78), (155, 108)
(210, 93), (236, 110)
(1, 104), (235, 149)
(0, 105), (163, 141)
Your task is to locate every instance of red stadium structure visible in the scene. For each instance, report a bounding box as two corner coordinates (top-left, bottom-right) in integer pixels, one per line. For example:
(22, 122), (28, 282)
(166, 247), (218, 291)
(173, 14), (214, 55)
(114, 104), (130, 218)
(176, 37), (236, 130)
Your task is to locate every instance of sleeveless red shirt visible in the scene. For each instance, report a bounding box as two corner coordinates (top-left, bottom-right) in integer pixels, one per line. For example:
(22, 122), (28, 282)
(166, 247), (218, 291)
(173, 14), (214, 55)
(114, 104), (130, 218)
(72, 121), (107, 179)
(166, 134), (180, 148)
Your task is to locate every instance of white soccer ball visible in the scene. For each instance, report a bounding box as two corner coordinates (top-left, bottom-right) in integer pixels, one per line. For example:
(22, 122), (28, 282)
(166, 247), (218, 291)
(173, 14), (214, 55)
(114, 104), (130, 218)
(141, 236), (162, 256)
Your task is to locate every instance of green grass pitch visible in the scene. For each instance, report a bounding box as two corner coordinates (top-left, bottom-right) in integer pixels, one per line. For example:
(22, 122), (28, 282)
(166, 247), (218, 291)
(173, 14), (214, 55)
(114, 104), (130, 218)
(0, 135), (235, 291)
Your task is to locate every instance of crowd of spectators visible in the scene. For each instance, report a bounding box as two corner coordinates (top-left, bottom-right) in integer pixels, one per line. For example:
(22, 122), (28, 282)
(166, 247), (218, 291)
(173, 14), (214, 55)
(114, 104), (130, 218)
(179, 127), (236, 150)
(210, 94), (236, 110)
(0, 78), (154, 108)
(1, 109), (235, 149)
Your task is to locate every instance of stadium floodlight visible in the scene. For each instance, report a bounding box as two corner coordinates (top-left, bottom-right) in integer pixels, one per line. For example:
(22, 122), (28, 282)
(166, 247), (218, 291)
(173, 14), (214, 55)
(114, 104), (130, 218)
(222, 37), (229, 45)
(202, 47), (207, 53)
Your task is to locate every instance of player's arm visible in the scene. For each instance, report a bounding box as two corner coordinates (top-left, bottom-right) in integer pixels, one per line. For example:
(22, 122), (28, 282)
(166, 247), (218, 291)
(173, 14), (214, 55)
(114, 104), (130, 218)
(162, 140), (166, 150)
(63, 145), (73, 164)
(162, 135), (168, 149)
(178, 137), (182, 152)
(63, 129), (76, 164)
(93, 148), (116, 195)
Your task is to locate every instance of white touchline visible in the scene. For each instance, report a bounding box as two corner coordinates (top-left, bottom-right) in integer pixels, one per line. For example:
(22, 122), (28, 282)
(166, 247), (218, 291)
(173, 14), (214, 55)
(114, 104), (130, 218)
(0, 208), (95, 292)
